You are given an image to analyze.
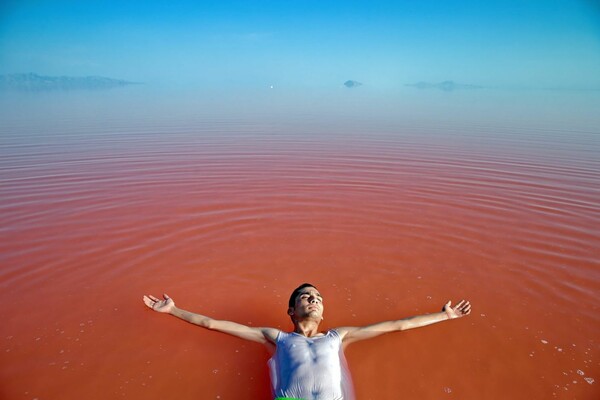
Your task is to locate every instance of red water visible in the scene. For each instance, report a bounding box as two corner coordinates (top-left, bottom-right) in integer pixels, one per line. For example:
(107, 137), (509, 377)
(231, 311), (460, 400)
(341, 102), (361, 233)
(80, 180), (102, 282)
(1, 102), (599, 399)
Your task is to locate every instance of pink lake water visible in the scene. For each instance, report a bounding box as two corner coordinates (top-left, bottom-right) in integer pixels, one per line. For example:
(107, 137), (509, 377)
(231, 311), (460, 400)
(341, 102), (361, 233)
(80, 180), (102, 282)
(1, 88), (599, 399)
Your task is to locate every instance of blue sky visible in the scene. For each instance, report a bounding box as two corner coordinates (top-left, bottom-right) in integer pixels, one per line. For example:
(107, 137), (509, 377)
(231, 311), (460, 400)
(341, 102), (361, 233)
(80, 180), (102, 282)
(1, 0), (599, 89)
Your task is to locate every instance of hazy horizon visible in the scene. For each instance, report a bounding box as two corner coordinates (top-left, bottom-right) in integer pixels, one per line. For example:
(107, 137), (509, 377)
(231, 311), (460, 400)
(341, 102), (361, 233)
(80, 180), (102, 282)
(1, 0), (599, 91)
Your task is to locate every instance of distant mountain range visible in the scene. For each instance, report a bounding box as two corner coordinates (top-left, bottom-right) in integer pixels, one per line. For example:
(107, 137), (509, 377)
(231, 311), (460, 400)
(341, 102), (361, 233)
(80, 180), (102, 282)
(344, 80), (362, 88)
(0, 73), (139, 91)
(405, 81), (483, 91)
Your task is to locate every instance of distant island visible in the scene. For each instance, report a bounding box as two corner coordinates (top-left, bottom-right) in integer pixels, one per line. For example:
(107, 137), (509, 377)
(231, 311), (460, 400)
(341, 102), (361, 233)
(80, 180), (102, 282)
(0, 73), (140, 91)
(344, 80), (362, 88)
(405, 80), (482, 91)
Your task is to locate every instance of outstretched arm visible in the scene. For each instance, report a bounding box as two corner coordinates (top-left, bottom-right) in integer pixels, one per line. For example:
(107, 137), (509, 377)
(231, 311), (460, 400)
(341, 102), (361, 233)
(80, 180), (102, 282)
(337, 300), (471, 346)
(143, 294), (279, 348)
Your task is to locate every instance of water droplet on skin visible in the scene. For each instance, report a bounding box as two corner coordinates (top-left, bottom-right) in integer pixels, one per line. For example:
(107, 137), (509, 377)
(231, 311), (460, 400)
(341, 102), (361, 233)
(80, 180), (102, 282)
(577, 370), (584, 376)
(541, 340), (548, 344)
(584, 377), (594, 384)
(443, 387), (452, 394)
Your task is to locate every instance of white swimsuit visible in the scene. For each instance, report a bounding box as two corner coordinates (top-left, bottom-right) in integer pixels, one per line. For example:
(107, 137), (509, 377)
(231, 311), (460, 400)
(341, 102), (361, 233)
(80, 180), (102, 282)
(268, 330), (354, 400)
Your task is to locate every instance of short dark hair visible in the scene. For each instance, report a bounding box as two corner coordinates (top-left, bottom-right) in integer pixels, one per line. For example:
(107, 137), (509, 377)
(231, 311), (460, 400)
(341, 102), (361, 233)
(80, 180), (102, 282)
(288, 283), (317, 308)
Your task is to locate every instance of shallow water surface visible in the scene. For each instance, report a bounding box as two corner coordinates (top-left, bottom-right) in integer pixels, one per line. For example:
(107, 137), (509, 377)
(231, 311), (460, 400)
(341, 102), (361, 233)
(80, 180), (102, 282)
(1, 89), (599, 399)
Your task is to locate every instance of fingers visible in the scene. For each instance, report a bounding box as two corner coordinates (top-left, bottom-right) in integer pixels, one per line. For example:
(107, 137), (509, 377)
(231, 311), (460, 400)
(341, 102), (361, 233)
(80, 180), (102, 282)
(143, 294), (164, 309)
(462, 301), (472, 315)
(443, 299), (472, 317)
(142, 295), (154, 309)
(143, 293), (173, 313)
(455, 300), (471, 316)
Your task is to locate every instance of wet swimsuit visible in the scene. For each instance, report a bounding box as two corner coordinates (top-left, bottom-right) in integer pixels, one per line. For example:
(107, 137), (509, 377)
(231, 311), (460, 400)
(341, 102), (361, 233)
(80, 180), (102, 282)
(268, 330), (354, 400)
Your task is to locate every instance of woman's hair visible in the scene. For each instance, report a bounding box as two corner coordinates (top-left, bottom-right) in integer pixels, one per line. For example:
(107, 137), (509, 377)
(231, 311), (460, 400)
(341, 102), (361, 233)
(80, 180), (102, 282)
(288, 283), (317, 308)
